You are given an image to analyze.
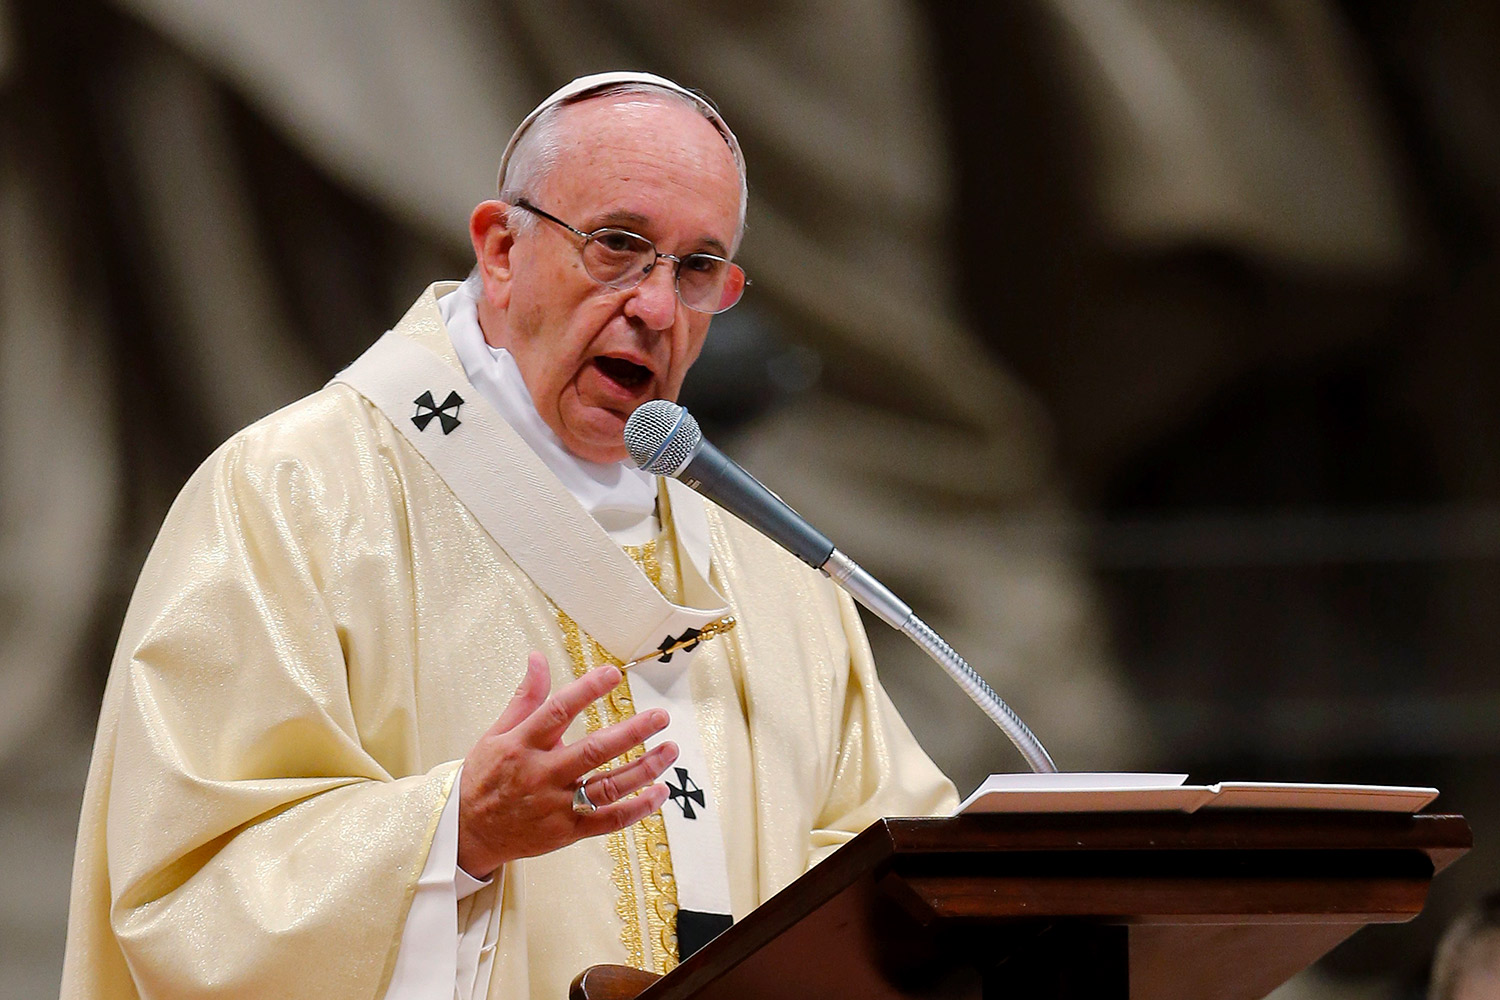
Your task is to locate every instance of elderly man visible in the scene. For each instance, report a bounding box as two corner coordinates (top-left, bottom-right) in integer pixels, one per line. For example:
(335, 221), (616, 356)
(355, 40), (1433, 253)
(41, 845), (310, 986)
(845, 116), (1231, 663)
(61, 73), (956, 1000)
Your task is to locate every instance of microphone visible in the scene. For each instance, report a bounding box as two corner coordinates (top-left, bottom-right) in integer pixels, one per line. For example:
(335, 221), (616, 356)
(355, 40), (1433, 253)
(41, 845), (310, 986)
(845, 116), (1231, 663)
(623, 399), (1057, 774)
(623, 400), (835, 571)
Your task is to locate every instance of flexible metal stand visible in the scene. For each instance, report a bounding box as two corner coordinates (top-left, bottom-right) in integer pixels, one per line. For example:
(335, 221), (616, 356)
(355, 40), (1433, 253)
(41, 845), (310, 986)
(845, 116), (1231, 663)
(823, 550), (1057, 774)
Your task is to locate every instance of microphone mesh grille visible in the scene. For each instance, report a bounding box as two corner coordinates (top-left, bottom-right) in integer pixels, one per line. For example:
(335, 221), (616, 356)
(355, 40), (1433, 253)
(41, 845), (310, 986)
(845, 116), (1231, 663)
(624, 400), (702, 475)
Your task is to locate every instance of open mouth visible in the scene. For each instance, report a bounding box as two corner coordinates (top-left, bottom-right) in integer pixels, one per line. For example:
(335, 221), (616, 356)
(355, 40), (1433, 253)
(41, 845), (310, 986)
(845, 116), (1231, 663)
(594, 356), (653, 392)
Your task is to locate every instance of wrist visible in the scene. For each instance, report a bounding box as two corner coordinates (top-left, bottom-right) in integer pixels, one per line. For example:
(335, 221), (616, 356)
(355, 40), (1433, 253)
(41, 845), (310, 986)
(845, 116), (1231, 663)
(456, 831), (500, 882)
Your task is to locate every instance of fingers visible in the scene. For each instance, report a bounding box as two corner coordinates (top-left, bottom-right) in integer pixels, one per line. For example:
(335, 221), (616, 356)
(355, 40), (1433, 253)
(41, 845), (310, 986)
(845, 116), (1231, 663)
(486, 651), (552, 737)
(460, 653), (681, 874)
(557, 707), (671, 779)
(576, 782), (672, 838)
(517, 664), (624, 747)
(582, 741), (679, 809)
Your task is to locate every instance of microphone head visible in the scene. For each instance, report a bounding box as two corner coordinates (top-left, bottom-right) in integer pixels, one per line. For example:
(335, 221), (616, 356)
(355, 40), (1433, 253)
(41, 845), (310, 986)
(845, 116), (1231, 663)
(624, 400), (703, 476)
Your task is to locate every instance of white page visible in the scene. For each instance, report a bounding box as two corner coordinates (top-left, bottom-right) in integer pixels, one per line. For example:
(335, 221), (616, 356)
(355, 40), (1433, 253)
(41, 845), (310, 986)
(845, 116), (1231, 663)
(956, 773), (1202, 815)
(956, 774), (1439, 816)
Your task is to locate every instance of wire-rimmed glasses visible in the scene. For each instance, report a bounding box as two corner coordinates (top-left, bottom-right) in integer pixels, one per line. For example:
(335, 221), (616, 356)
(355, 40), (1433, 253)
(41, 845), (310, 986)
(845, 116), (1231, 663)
(512, 199), (747, 314)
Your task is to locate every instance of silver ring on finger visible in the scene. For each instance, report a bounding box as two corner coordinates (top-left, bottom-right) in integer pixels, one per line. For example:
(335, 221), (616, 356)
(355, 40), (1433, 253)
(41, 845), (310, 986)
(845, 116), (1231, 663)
(572, 781), (598, 815)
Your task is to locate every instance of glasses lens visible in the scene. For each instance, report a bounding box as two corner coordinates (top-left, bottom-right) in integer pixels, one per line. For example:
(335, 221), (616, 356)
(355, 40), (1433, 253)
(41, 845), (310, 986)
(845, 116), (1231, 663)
(678, 256), (747, 314)
(582, 229), (655, 286)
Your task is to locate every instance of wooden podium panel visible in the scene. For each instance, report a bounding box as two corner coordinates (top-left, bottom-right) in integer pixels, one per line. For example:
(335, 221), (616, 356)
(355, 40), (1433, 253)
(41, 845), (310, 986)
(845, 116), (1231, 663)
(572, 812), (1471, 1000)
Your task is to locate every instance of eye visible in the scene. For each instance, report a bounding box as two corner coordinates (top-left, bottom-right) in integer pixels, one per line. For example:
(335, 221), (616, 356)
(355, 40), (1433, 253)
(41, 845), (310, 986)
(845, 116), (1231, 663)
(593, 230), (644, 255)
(583, 230), (654, 285)
(680, 254), (726, 276)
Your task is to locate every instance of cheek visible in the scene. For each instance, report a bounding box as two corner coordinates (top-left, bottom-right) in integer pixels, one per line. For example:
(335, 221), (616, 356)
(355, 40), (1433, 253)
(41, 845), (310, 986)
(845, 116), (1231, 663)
(510, 302), (549, 363)
(676, 324), (711, 373)
(506, 301), (573, 405)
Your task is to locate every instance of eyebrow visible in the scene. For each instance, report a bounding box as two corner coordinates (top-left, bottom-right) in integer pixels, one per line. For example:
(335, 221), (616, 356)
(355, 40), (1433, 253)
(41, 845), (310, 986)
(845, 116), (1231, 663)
(591, 209), (729, 257)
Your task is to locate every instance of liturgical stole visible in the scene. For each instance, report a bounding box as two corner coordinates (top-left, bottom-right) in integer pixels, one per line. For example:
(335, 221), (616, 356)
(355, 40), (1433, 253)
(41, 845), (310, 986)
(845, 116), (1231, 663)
(332, 331), (734, 956)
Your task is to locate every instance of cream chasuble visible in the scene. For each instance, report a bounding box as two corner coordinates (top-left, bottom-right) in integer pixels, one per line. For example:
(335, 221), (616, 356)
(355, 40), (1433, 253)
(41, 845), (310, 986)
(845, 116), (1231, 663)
(61, 284), (958, 1000)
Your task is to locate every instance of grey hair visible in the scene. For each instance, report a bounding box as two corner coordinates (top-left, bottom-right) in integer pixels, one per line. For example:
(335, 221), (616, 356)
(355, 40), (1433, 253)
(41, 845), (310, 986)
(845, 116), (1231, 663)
(499, 83), (748, 253)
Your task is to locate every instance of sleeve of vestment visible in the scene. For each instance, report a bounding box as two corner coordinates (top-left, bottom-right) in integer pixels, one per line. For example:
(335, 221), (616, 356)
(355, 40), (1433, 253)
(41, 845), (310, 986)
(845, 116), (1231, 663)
(386, 771), (498, 1000)
(94, 420), (457, 999)
(806, 589), (960, 868)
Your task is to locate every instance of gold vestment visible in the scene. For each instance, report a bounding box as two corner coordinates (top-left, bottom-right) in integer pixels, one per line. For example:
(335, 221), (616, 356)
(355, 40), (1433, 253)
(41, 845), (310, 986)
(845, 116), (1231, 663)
(61, 287), (958, 999)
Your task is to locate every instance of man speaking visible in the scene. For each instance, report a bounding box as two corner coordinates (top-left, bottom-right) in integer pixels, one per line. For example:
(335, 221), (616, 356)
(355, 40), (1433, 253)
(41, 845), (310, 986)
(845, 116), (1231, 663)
(61, 72), (957, 1000)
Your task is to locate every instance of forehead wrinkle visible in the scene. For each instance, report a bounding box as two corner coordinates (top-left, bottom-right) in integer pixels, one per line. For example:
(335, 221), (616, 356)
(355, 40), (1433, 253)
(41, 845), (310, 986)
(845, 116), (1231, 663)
(553, 97), (735, 179)
(539, 102), (741, 256)
(567, 94), (738, 170)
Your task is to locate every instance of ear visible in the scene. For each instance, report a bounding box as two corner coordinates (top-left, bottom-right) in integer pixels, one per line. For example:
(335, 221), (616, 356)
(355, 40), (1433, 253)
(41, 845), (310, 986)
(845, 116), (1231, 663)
(469, 200), (516, 308)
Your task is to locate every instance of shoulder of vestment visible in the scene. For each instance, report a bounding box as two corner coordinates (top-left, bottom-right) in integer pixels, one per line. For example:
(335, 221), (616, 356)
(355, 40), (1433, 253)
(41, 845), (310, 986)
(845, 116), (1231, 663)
(176, 382), (416, 538)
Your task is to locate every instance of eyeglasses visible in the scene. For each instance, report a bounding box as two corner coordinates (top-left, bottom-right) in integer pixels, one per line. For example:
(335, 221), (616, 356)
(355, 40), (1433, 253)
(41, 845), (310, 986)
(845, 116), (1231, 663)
(512, 199), (748, 314)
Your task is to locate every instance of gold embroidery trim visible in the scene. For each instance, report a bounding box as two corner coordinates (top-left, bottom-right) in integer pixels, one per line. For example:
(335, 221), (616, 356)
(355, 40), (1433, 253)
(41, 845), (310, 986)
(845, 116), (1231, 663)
(605, 832), (645, 972)
(623, 539), (681, 972)
(640, 811), (680, 969)
(557, 614), (605, 733)
(635, 537), (664, 594)
(552, 537), (683, 974)
(557, 609), (645, 970)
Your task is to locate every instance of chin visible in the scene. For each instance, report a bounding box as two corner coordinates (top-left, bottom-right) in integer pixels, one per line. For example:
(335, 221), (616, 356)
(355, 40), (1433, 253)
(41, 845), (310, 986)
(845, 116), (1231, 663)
(561, 427), (629, 465)
(559, 403), (636, 465)
(576, 443), (630, 465)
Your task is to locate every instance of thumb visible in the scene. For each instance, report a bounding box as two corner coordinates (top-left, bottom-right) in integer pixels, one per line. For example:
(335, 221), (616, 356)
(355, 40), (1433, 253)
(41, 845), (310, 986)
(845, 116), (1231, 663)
(489, 650), (551, 735)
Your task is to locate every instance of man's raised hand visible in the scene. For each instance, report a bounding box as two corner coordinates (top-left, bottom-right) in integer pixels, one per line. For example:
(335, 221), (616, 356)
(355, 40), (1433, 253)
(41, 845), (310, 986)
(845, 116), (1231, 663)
(457, 651), (677, 880)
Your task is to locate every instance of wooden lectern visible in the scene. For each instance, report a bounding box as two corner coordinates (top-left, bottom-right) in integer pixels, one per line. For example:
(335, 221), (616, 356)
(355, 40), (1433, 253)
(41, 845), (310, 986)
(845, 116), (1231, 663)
(571, 811), (1470, 1000)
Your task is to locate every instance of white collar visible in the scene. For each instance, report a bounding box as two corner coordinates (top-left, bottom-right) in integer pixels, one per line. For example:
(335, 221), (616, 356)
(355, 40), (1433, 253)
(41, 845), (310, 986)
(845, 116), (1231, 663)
(439, 275), (659, 543)
(331, 319), (727, 661)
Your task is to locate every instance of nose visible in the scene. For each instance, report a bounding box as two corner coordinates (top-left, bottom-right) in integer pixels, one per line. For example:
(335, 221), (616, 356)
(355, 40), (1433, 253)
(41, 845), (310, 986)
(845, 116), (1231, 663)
(623, 259), (680, 331)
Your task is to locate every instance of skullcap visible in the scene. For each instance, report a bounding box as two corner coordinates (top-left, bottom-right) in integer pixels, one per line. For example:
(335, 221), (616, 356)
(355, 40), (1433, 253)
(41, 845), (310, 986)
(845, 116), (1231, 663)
(496, 71), (744, 194)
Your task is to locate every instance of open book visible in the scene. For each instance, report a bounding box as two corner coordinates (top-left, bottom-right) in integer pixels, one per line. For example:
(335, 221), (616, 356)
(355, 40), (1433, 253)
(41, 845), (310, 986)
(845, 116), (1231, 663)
(956, 772), (1439, 815)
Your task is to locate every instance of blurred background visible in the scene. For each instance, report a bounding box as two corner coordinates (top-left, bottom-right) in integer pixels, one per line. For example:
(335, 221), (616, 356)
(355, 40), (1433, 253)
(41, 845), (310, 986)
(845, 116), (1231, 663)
(3, 1), (1498, 997)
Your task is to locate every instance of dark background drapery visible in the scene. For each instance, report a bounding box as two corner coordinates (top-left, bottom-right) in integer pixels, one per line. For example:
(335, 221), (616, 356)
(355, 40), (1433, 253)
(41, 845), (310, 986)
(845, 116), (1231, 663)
(3, 2), (1498, 996)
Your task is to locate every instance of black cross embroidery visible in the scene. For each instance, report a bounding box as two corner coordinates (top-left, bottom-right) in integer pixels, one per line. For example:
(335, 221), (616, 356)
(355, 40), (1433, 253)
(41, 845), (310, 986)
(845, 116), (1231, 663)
(412, 390), (464, 434)
(666, 766), (706, 820)
(655, 627), (703, 664)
